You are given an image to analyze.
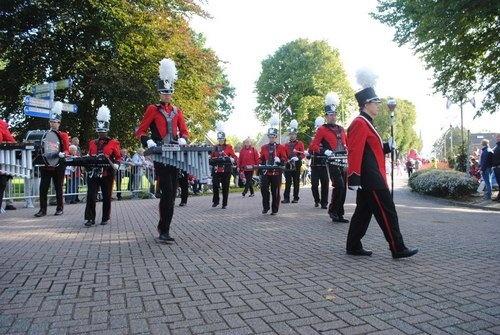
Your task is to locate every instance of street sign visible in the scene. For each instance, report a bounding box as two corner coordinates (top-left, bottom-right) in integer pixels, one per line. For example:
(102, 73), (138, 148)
(24, 96), (77, 113)
(23, 106), (51, 118)
(33, 92), (51, 99)
(31, 78), (73, 94)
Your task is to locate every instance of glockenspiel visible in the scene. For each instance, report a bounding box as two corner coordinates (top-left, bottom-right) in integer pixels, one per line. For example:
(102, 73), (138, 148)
(0, 143), (35, 178)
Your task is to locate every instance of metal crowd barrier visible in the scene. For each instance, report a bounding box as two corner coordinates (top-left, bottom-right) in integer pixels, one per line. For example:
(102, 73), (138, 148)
(3, 164), (158, 203)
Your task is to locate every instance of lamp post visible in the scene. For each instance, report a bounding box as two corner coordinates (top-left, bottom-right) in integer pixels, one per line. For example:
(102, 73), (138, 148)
(387, 98), (397, 198)
(443, 125), (453, 159)
(271, 93), (291, 143)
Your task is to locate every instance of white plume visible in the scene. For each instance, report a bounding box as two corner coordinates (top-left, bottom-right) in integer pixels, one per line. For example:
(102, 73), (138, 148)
(215, 120), (225, 132)
(314, 116), (325, 127)
(97, 105), (111, 122)
(289, 119), (298, 129)
(269, 114), (279, 128)
(355, 67), (378, 88)
(51, 101), (63, 115)
(325, 92), (340, 107)
(159, 58), (178, 83)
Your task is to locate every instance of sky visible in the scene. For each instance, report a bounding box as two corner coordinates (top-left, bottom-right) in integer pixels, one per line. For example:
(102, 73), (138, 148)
(190, 0), (498, 156)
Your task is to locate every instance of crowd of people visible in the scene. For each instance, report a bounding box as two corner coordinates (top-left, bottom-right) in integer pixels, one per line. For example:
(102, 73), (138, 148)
(469, 136), (500, 201)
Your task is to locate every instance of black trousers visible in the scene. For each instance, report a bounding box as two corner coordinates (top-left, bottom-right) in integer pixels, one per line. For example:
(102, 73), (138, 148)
(346, 188), (406, 252)
(261, 174), (282, 213)
(328, 166), (347, 217)
(311, 165), (329, 206)
(178, 172), (189, 204)
(39, 167), (65, 213)
(283, 163), (301, 201)
(0, 175), (12, 209)
(156, 163), (178, 235)
(85, 174), (114, 222)
(242, 171), (255, 195)
(212, 171), (231, 206)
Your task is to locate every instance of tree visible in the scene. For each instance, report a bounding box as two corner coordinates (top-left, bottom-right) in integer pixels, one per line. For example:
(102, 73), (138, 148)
(255, 39), (355, 143)
(373, 98), (422, 156)
(432, 126), (469, 161)
(0, 1), (234, 149)
(372, 0), (499, 116)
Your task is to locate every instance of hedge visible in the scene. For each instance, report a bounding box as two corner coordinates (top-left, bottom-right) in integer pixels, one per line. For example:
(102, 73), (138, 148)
(408, 169), (479, 198)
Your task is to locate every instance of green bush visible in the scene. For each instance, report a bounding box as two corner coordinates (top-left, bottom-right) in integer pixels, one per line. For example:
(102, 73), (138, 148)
(408, 169), (478, 198)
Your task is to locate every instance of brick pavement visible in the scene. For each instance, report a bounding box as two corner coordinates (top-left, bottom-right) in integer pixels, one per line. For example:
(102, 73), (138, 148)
(0, 184), (499, 334)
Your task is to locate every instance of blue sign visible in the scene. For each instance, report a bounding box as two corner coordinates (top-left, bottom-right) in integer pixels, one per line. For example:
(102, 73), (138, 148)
(23, 106), (51, 118)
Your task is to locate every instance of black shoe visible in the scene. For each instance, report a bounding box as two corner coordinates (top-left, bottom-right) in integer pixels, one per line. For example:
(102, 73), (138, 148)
(392, 248), (418, 259)
(347, 248), (373, 256)
(321, 205), (328, 209)
(242, 193), (246, 197)
(337, 216), (349, 223)
(54, 210), (63, 216)
(270, 211), (278, 215)
(159, 234), (175, 243)
(281, 200), (290, 204)
(249, 194), (255, 197)
(212, 203), (218, 207)
(84, 220), (95, 227)
(34, 211), (46, 217)
(100, 220), (109, 225)
(179, 202), (186, 207)
(291, 199), (299, 203)
(314, 202), (319, 208)
(262, 209), (269, 214)
(222, 205), (227, 209)
(331, 214), (349, 223)
(5, 204), (16, 210)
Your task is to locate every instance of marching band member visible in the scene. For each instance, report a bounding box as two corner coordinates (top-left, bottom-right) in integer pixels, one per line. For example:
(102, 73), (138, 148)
(0, 119), (16, 213)
(309, 116), (329, 209)
(346, 69), (417, 258)
(310, 93), (349, 223)
(238, 138), (259, 197)
(259, 116), (288, 215)
(135, 58), (189, 243)
(84, 105), (121, 227)
(35, 102), (70, 217)
(210, 122), (237, 209)
(282, 120), (305, 204)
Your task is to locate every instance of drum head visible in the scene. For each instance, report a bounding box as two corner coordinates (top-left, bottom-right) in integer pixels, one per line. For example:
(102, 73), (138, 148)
(42, 130), (61, 166)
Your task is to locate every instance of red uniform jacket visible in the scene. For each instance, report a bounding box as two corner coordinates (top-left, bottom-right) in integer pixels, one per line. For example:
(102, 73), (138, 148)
(0, 121), (15, 143)
(135, 103), (189, 142)
(259, 143), (288, 175)
(211, 143), (237, 173)
(88, 138), (122, 177)
(309, 124), (347, 154)
(347, 112), (391, 190)
(238, 146), (259, 171)
(284, 140), (305, 160)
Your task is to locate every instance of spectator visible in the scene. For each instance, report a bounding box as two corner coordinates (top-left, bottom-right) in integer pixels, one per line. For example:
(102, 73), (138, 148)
(64, 145), (80, 204)
(116, 148), (132, 200)
(405, 159), (414, 178)
(131, 148), (146, 198)
(144, 156), (155, 198)
(492, 134), (500, 201)
(479, 139), (493, 200)
(469, 157), (481, 180)
(70, 137), (82, 203)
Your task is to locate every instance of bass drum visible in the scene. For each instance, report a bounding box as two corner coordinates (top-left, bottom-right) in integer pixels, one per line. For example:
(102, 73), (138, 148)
(25, 130), (61, 167)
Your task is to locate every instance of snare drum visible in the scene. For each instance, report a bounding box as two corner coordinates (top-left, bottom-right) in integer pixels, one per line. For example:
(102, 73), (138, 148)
(25, 129), (61, 167)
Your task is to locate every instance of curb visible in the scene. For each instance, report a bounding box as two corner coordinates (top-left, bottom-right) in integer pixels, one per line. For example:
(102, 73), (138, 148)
(405, 188), (500, 212)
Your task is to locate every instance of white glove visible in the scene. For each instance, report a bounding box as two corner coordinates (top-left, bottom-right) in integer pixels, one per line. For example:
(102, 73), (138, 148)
(324, 150), (333, 156)
(178, 138), (187, 145)
(246, 165), (253, 170)
(291, 156), (299, 162)
(147, 139), (157, 148)
(274, 157), (281, 163)
(388, 138), (396, 150)
(349, 185), (362, 191)
(58, 152), (65, 158)
(230, 157), (235, 164)
(112, 163), (119, 170)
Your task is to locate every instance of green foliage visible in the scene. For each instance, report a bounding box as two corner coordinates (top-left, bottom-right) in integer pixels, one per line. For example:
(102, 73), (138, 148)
(0, 0), (234, 149)
(432, 126), (469, 161)
(373, 98), (422, 154)
(408, 168), (478, 198)
(372, 0), (499, 116)
(255, 39), (355, 143)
